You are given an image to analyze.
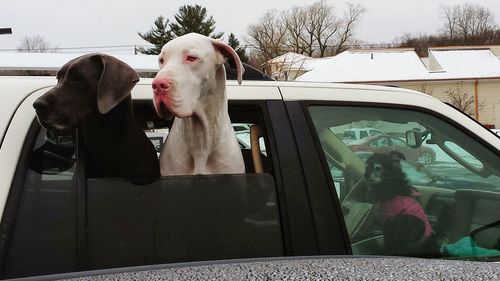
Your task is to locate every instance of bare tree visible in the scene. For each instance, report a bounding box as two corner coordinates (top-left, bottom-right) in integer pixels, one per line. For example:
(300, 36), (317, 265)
(439, 3), (497, 41)
(417, 84), (434, 96)
(271, 54), (309, 81)
(443, 82), (483, 117)
(307, 0), (339, 57)
(300, 1), (365, 57)
(440, 5), (460, 40)
(17, 35), (56, 53)
(283, 6), (309, 54)
(246, 10), (288, 62)
(332, 4), (366, 55)
(246, 1), (365, 65)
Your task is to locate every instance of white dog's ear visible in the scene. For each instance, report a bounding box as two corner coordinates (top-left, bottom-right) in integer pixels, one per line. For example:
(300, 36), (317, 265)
(211, 39), (245, 85)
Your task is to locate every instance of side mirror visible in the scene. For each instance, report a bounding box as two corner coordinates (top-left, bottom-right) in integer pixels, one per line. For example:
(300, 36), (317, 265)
(406, 130), (423, 148)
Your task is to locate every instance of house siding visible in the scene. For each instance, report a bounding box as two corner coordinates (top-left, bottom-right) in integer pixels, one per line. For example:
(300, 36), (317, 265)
(384, 79), (500, 127)
(476, 80), (500, 127)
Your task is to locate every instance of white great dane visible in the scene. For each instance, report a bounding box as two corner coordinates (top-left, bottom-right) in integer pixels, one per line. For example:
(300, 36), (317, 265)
(152, 33), (245, 176)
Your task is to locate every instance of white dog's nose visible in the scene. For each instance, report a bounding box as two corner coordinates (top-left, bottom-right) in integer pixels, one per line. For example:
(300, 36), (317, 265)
(152, 77), (172, 92)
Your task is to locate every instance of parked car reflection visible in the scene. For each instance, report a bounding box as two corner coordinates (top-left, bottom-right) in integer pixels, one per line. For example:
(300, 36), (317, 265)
(348, 135), (436, 165)
(354, 151), (497, 191)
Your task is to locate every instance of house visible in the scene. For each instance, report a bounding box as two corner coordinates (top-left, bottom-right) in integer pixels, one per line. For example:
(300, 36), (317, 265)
(296, 46), (500, 128)
(263, 52), (330, 81)
(0, 52), (272, 80)
(0, 52), (159, 77)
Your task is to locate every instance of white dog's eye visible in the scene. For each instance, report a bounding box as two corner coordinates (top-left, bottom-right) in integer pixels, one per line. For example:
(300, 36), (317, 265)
(159, 58), (164, 65)
(185, 55), (199, 63)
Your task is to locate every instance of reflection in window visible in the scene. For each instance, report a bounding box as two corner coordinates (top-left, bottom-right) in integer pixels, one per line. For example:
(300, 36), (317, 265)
(4, 127), (77, 278)
(443, 141), (484, 169)
(308, 105), (500, 261)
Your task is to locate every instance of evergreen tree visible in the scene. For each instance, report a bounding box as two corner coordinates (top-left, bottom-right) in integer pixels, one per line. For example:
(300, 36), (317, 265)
(137, 16), (174, 55)
(227, 33), (249, 63)
(169, 5), (223, 39)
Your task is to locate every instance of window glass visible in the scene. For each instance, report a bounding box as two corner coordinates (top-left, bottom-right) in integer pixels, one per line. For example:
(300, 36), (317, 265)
(309, 105), (500, 260)
(84, 102), (282, 269)
(443, 140), (484, 170)
(391, 137), (406, 147)
(85, 173), (283, 269)
(3, 127), (77, 278)
(370, 130), (383, 137)
(5, 103), (281, 278)
(233, 123), (267, 154)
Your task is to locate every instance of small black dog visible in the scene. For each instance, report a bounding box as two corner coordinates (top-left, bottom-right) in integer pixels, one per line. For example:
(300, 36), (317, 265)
(364, 151), (413, 201)
(364, 151), (433, 255)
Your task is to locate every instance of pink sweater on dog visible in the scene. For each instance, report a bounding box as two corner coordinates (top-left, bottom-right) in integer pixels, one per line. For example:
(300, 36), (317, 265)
(377, 191), (433, 239)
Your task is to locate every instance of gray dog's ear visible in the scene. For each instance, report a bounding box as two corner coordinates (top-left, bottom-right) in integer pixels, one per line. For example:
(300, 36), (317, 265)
(95, 54), (140, 114)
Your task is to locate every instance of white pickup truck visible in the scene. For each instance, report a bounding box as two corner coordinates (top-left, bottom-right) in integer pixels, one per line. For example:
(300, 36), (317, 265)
(0, 76), (499, 279)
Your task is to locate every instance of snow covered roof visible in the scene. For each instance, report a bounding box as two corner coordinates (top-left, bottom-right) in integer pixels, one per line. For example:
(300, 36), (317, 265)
(296, 48), (500, 83)
(300, 57), (332, 71)
(296, 49), (429, 82)
(0, 52), (158, 72)
(427, 48), (500, 80)
(268, 52), (310, 64)
(267, 52), (331, 71)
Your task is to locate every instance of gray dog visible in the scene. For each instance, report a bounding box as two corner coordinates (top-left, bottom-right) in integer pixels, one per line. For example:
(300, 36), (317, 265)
(33, 53), (160, 181)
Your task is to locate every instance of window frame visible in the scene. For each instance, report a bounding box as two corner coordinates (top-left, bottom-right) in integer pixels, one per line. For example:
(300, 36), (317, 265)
(0, 120), (52, 278)
(1, 98), (322, 278)
(285, 101), (352, 255)
(299, 100), (500, 256)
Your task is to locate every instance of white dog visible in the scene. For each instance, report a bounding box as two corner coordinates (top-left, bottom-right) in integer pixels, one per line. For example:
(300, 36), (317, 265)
(152, 33), (245, 176)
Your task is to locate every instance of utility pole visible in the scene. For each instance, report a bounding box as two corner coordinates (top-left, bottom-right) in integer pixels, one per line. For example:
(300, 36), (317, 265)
(0, 28), (12, 35)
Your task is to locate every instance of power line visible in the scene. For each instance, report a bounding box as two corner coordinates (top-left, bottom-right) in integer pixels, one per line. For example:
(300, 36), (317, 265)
(0, 44), (154, 53)
(0, 42), (405, 55)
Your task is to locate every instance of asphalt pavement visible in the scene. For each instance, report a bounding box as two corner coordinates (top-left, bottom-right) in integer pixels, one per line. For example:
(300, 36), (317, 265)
(17, 256), (500, 281)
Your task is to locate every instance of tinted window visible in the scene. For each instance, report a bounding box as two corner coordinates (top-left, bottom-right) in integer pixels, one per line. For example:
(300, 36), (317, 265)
(2, 127), (77, 279)
(308, 105), (500, 260)
(3, 102), (283, 278)
(86, 174), (282, 269)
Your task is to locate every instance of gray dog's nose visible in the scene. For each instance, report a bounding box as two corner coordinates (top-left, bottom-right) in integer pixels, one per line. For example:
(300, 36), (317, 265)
(33, 99), (49, 112)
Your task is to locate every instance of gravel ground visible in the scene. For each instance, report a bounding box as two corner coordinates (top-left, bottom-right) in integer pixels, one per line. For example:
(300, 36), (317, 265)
(18, 256), (500, 281)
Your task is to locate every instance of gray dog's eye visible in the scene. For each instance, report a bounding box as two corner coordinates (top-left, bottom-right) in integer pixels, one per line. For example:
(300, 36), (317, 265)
(67, 71), (84, 82)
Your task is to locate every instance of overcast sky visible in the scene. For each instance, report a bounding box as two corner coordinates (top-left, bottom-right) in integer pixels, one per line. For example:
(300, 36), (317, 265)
(1, 0), (499, 54)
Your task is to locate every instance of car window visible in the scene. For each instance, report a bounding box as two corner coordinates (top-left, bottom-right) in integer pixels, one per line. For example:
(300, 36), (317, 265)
(233, 123), (267, 155)
(344, 130), (356, 140)
(370, 137), (388, 148)
(2, 102), (284, 279)
(308, 105), (500, 260)
(391, 137), (406, 147)
(2, 127), (78, 278)
(370, 130), (383, 136)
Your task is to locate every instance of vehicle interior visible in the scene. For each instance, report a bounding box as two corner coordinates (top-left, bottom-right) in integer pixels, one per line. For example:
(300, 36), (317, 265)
(308, 105), (500, 260)
(1, 100), (282, 278)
